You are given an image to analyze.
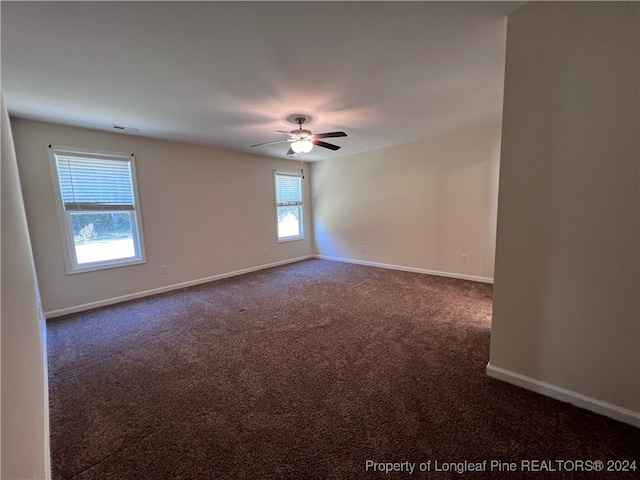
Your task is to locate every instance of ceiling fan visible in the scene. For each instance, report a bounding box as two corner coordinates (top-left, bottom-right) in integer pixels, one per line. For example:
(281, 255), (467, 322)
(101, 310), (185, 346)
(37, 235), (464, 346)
(251, 116), (347, 156)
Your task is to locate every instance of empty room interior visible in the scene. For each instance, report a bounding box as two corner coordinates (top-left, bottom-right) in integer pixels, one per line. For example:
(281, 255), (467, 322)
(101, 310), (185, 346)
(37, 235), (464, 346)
(2, 1), (639, 479)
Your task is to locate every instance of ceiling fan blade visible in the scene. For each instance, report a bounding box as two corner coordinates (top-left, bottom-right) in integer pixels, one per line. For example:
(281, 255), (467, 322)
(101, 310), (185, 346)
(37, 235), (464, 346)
(251, 139), (291, 147)
(286, 148), (295, 156)
(276, 130), (294, 134)
(314, 140), (341, 151)
(314, 131), (347, 139)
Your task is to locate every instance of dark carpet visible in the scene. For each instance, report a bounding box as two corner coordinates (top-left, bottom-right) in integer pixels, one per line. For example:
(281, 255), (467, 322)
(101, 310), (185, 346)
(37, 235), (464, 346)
(47, 259), (639, 479)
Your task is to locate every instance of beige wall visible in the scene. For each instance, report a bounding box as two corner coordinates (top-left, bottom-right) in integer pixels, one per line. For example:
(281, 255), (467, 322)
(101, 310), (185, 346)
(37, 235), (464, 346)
(490, 2), (639, 413)
(311, 122), (501, 282)
(12, 119), (313, 315)
(1, 101), (51, 478)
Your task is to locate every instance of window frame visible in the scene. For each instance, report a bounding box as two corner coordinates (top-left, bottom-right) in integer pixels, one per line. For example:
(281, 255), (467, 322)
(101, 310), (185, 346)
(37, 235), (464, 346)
(274, 170), (304, 243)
(48, 145), (147, 274)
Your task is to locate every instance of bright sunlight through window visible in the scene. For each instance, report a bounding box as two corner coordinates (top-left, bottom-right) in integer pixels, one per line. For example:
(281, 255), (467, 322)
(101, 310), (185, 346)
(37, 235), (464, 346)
(49, 146), (146, 273)
(274, 171), (304, 242)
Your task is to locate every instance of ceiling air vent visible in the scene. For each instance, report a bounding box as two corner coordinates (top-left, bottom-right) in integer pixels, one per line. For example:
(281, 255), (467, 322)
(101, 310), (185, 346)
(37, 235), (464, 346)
(112, 125), (139, 133)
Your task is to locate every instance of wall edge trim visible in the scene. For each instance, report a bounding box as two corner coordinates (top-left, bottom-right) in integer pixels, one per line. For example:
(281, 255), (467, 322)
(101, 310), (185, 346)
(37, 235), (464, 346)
(314, 254), (494, 284)
(486, 363), (640, 428)
(45, 255), (313, 318)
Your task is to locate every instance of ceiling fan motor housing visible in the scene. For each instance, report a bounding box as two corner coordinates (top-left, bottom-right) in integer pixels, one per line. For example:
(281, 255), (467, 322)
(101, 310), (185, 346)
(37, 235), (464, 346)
(292, 129), (313, 139)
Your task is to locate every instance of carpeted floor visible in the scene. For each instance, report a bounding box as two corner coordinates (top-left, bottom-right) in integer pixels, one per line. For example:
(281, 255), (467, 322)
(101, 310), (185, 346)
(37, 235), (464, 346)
(47, 259), (639, 479)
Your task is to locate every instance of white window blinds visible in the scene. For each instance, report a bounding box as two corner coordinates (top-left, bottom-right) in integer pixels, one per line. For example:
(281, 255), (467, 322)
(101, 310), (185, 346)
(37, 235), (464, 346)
(275, 173), (302, 206)
(55, 153), (135, 211)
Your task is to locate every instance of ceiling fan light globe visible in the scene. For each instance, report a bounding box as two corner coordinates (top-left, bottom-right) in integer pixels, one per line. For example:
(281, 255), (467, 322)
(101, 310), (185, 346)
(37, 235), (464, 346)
(291, 140), (313, 154)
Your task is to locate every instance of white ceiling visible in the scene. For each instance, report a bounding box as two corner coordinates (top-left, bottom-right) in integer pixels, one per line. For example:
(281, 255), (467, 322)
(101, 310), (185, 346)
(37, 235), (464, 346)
(1, 1), (523, 161)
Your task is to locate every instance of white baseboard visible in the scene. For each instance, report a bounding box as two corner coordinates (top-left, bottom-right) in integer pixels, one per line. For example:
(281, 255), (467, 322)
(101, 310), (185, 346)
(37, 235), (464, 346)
(486, 363), (640, 428)
(45, 254), (490, 318)
(45, 255), (313, 319)
(314, 254), (493, 284)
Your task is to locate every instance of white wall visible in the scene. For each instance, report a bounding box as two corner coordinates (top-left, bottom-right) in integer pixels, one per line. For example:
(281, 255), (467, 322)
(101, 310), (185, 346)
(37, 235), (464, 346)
(11, 119), (313, 316)
(311, 122), (502, 282)
(489, 1), (640, 421)
(1, 101), (51, 478)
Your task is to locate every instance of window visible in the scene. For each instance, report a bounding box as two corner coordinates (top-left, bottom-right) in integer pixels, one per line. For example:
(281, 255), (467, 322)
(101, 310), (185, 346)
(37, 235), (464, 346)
(48, 145), (146, 273)
(274, 171), (304, 241)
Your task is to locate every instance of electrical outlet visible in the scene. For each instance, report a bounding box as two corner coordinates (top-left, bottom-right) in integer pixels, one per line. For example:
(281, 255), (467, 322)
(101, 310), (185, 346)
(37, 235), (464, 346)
(263, 248), (268, 255)
(160, 265), (167, 274)
(360, 245), (365, 252)
(461, 254), (468, 263)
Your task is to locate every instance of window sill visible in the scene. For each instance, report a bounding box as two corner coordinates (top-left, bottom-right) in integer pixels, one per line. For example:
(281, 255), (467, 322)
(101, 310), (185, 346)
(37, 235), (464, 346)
(277, 236), (305, 244)
(65, 258), (146, 275)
